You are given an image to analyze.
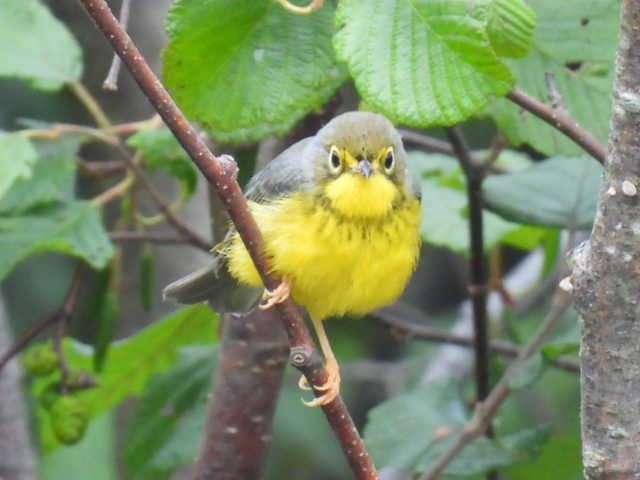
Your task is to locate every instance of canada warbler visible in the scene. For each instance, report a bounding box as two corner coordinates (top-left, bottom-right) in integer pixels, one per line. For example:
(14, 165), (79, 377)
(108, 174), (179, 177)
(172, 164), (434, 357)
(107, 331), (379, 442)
(164, 111), (422, 406)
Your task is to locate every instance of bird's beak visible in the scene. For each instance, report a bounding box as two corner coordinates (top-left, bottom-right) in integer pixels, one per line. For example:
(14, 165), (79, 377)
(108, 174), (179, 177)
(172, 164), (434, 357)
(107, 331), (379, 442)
(356, 159), (373, 178)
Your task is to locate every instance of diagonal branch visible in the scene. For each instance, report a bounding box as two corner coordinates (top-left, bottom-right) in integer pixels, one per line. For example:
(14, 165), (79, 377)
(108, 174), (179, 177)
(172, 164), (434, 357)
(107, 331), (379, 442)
(506, 88), (607, 164)
(418, 290), (572, 480)
(0, 263), (85, 375)
(374, 305), (579, 373)
(77, 1), (378, 478)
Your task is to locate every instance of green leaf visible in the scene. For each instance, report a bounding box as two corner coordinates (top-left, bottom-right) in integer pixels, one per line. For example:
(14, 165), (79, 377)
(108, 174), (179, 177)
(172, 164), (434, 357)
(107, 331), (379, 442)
(0, 0), (83, 90)
(507, 353), (544, 390)
(334, 0), (514, 127)
(483, 156), (602, 229)
(127, 128), (197, 198)
(486, 0), (536, 58)
(34, 305), (218, 451)
(0, 135), (86, 213)
(364, 381), (548, 474)
(420, 178), (543, 254)
(486, 0), (619, 156)
(0, 132), (37, 199)
(125, 346), (217, 479)
(0, 201), (114, 279)
(163, 0), (346, 143)
(505, 434), (582, 480)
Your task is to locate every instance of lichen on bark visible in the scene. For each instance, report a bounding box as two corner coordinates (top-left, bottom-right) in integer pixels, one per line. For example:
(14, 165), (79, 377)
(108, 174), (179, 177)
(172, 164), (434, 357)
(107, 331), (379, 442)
(571, 2), (640, 478)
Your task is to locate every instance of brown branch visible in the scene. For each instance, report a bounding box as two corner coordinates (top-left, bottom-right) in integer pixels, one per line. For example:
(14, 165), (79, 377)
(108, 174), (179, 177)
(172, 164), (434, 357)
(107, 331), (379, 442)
(506, 88), (607, 164)
(418, 290), (572, 480)
(571, 3), (640, 477)
(400, 129), (506, 175)
(193, 309), (289, 480)
(0, 263), (85, 376)
(374, 305), (579, 373)
(77, 2), (378, 478)
(102, 0), (131, 91)
(78, 159), (127, 177)
(446, 126), (492, 400)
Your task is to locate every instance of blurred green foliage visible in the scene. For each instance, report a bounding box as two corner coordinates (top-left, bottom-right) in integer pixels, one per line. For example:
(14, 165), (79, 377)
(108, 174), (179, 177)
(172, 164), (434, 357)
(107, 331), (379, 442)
(0, 0), (618, 478)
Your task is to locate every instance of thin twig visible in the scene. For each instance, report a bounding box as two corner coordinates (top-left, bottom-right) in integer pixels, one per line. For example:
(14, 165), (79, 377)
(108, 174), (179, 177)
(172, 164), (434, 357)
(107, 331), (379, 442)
(102, 0), (131, 91)
(0, 264), (86, 376)
(398, 129), (455, 155)
(506, 88), (606, 164)
(91, 171), (135, 206)
(52, 264), (85, 392)
(418, 290), (572, 480)
(70, 85), (211, 252)
(446, 126), (492, 403)
(374, 305), (579, 373)
(276, 0), (324, 14)
(78, 159), (127, 178)
(109, 231), (192, 245)
(77, 2), (378, 478)
(68, 82), (112, 130)
(544, 72), (565, 110)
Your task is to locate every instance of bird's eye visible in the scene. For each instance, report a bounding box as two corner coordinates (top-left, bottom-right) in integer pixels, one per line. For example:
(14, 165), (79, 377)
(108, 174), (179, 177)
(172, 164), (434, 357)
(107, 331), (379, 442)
(328, 146), (342, 173)
(383, 148), (395, 173)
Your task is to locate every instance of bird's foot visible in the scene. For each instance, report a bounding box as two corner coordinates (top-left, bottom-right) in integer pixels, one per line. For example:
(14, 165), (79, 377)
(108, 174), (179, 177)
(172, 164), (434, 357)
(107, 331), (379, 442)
(301, 362), (341, 407)
(259, 278), (291, 310)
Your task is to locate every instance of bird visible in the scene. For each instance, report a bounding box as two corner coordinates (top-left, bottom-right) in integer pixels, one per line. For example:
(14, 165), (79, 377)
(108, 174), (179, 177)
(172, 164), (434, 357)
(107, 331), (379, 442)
(163, 111), (422, 406)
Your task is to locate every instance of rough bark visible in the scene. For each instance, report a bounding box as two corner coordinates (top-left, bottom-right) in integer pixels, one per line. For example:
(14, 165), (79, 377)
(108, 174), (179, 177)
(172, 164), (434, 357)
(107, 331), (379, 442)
(0, 295), (36, 480)
(193, 309), (289, 480)
(572, 2), (640, 478)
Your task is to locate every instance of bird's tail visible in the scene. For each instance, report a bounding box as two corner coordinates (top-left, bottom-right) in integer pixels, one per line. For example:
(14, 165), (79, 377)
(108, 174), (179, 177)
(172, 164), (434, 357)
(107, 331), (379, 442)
(163, 255), (261, 312)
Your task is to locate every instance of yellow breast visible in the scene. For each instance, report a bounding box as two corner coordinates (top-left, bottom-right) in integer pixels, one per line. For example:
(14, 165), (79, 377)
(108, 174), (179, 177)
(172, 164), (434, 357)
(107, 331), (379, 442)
(225, 185), (421, 320)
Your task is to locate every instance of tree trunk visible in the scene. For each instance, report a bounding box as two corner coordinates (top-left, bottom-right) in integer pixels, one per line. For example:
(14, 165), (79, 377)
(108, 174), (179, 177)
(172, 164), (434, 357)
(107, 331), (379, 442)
(0, 295), (36, 480)
(572, 1), (640, 478)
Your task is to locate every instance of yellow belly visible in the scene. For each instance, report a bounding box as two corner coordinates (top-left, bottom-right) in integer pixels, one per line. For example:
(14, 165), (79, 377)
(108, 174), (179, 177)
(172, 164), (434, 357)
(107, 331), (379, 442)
(225, 193), (421, 320)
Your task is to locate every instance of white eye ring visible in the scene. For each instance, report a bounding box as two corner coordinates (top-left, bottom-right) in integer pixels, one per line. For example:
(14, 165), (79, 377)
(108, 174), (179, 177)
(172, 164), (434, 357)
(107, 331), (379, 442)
(328, 146), (342, 173)
(383, 148), (395, 173)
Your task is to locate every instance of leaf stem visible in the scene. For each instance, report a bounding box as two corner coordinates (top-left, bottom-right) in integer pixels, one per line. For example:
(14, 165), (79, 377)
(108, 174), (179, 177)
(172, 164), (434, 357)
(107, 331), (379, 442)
(68, 81), (113, 130)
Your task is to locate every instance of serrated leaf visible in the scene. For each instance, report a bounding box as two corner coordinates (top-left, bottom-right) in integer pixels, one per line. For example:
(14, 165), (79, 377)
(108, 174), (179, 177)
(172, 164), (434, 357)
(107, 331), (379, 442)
(486, 0), (536, 58)
(364, 381), (548, 474)
(486, 0), (619, 156)
(0, 132), (37, 199)
(125, 346), (217, 479)
(0, 201), (114, 279)
(33, 305), (218, 451)
(0, 0), (83, 90)
(483, 156), (602, 229)
(127, 128), (197, 198)
(0, 135), (86, 213)
(334, 0), (514, 127)
(508, 353), (544, 390)
(163, 0), (347, 143)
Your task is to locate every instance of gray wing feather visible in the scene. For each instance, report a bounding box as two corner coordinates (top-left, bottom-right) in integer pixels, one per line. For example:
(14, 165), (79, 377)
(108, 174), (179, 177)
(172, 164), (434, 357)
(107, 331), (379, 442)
(162, 137), (315, 310)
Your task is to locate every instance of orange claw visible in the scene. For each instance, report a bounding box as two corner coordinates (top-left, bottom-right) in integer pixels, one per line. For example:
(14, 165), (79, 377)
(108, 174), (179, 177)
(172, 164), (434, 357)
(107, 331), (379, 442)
(302, 360), (341, 407)
(259, 278), (291, 310)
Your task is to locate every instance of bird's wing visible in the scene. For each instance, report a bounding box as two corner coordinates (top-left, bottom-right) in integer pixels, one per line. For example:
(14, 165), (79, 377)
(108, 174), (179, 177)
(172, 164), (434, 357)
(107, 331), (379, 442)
(245, 137), (315, 203)
(162, 136), (315, 308)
